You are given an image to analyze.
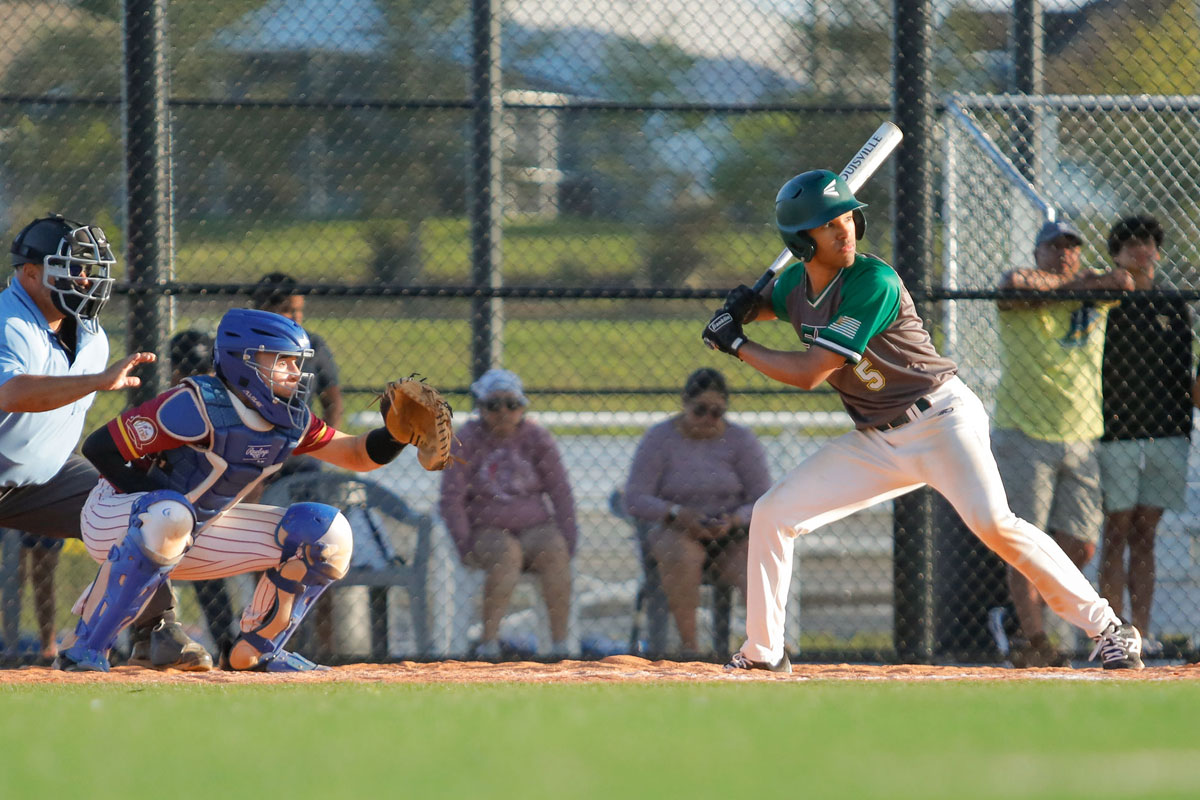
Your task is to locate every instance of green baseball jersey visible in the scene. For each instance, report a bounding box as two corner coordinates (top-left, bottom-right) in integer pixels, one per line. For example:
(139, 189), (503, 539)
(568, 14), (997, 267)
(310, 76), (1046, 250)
(994, 298), (1111, 442)
(770, 254), (957, 428)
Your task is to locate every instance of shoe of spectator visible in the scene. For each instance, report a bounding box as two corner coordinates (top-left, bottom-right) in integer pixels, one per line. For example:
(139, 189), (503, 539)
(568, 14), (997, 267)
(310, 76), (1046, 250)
(987, 607), (1010, 656)
(473, 640), (501, 659)
(1088, 622), (1145, 670)
(724, 651), (792, 673)
(1008, 633), (1071, 668)
(1140, 635), (1164, 659)
(128, 620), (213, 672)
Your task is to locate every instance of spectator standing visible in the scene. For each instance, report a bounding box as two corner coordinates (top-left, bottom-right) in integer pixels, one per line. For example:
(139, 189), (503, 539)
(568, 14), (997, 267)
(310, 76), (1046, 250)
(16, 534), (62, 662)
(1098, 215), (1196, 658)
(251, 272), (344, 657)
(992, 219), (1134, 667)
(0, 214), (210, 670)
(439, 369), (577, 658)
(624, 368), (772, 653)
(252, 272), (343, 433)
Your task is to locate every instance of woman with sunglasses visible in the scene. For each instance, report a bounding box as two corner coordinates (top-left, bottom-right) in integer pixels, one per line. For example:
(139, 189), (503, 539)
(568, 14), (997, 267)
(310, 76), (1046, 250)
(439, 368), (577, 659)
(624, 368), (772, 654)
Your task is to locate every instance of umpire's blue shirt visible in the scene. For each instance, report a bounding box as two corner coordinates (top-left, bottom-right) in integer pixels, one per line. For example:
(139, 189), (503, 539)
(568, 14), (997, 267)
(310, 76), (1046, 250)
(0, 277), (108, 487)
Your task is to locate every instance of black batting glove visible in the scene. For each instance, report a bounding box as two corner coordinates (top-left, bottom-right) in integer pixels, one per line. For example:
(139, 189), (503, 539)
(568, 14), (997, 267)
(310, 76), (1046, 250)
(702, 309), (747, 358)
(724, 284), (760, 324)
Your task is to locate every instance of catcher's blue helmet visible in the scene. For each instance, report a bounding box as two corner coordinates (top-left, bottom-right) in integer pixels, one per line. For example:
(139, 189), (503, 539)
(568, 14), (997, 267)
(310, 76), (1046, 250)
(214, 308), (314, 428)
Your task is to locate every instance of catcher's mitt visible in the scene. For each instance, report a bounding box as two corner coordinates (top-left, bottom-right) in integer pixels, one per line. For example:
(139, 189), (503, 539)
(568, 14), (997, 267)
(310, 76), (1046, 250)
(382, 375), (457, 471)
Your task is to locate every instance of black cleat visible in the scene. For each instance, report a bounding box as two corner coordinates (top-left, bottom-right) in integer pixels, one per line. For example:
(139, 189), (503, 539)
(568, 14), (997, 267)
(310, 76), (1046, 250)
(128, 621), (213, 672)
(724, 651), (792, 673)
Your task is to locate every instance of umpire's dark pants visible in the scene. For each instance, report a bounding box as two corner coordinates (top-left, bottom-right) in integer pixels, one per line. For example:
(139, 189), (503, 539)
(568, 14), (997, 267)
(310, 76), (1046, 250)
(0, 456), (178, 628)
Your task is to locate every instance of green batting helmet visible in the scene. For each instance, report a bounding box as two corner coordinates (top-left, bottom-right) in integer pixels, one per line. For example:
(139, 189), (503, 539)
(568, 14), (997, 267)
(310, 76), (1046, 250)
(775, 170), (867, 262)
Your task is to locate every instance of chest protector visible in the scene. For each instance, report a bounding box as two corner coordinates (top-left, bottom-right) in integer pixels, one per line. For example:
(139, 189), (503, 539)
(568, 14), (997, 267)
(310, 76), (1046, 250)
(149, 375), (306, 522)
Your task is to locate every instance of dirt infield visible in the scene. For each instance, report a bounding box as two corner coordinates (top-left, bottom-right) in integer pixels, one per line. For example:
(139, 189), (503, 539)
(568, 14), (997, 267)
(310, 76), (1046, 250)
(2, 656), (1200, 685)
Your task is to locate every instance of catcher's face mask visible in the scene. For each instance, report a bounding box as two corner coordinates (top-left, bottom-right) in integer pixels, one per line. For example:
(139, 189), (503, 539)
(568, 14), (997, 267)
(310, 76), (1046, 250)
(246, 346), (314, 427)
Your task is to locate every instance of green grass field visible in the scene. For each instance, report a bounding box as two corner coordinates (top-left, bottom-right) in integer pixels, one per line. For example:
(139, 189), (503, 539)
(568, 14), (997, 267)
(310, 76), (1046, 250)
(170, 215), (788, 284)
(1, 680), (1196, 799)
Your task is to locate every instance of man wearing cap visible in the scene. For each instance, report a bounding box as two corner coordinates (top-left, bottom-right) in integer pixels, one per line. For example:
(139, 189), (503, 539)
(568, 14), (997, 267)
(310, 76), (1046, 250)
(990, 219), (1134, 667)
(0, 214), (211, 669)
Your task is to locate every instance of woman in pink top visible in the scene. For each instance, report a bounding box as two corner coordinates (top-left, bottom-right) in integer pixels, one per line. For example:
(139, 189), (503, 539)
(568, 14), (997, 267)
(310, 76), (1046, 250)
(624, 368), (772, 653)
(439, 369), (577, 658)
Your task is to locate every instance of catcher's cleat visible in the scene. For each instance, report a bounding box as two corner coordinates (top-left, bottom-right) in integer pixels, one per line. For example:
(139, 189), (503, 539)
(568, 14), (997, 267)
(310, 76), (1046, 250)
(128, 620), (213, 672)
(1089, 622), (1144, 670)
(724, 651), (792, 673)
(55, 646), (110, 673)
(234, 649), (330, 673)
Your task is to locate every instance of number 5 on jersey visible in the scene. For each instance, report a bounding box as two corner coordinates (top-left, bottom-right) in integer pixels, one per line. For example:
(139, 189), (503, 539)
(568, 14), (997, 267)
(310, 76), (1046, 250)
(855, 358), (885, 390)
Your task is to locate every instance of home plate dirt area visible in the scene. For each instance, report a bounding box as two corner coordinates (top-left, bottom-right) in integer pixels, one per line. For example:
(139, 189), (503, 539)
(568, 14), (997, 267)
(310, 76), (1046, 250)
(2, 656), (1199, 685)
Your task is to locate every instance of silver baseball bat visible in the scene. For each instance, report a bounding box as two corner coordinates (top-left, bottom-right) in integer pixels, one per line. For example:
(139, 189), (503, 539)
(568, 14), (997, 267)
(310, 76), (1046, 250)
(748, 121), (904, 294)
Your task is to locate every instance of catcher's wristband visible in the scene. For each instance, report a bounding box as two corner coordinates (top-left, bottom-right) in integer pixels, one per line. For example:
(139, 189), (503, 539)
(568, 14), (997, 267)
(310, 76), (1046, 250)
(365, 427), (407, 465)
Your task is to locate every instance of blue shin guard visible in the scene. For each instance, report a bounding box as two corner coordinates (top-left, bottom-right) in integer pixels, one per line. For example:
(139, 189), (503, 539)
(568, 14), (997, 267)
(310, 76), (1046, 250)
(232, 502), (350, 672)
(236, 569), (334, 672)
(62, 492), (195, 672)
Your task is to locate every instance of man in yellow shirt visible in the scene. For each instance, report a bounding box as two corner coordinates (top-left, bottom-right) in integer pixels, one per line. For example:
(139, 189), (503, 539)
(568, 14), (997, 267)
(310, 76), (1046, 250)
(992, 219), (1134, 667)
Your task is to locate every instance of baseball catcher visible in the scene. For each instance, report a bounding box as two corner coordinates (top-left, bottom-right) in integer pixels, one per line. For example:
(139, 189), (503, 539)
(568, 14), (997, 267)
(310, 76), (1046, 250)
(704, 169), (1143, 672)
(57, 307), (453, 672)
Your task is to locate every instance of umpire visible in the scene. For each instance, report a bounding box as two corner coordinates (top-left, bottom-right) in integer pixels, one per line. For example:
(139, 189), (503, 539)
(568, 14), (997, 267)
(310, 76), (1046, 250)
(0, 214), (211, 670)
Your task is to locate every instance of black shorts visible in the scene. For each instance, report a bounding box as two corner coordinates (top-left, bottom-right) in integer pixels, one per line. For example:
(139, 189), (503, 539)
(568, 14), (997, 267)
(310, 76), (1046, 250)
(0, 456), (99, 539)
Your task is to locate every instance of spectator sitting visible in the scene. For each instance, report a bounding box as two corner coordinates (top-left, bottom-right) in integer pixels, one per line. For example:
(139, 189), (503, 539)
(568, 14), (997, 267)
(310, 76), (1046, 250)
(1098, 215), (1197, 659)
(623, 368), (772, 654)
(439, 368), (577, 659)
(992, 219), (1134, 667)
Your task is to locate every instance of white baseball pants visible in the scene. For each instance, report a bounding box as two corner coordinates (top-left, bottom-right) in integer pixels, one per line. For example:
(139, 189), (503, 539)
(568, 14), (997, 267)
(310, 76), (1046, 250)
(80, 479), (289, 580)
(739, 377), (1119, 664)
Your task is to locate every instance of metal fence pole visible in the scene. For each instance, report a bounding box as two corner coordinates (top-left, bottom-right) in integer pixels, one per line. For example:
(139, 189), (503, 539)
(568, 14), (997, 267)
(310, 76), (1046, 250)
(469, 0), (504, 379)
(123, 0), (172, 403)
(1012, 0), (1045, 182)
(892, 0), (936, 663)
(0, 530), (19, 658)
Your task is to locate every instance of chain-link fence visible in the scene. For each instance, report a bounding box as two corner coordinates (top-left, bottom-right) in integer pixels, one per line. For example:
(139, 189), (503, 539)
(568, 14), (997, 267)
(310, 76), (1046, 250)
(1, 0), (1199, 667)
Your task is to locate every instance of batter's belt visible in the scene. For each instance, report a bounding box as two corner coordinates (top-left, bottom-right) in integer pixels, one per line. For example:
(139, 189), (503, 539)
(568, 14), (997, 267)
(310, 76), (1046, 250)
(875, 396), (933, 431)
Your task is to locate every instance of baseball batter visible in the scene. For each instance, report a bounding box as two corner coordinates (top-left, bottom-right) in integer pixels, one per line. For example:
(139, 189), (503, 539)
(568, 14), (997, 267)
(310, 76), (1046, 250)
(58, 307), (428, 672)
(701, 169), (1143, 671)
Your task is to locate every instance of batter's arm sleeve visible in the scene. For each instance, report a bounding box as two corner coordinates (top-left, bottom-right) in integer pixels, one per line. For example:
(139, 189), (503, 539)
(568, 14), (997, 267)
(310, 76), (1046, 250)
(81, 426), (163, 495)
(813, 266), (901, 361)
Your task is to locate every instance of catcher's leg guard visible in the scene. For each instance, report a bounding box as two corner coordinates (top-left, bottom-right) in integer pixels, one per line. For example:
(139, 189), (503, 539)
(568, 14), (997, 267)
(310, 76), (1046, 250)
(229, 502), (352, 672)
(61, 491), (196, 672)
